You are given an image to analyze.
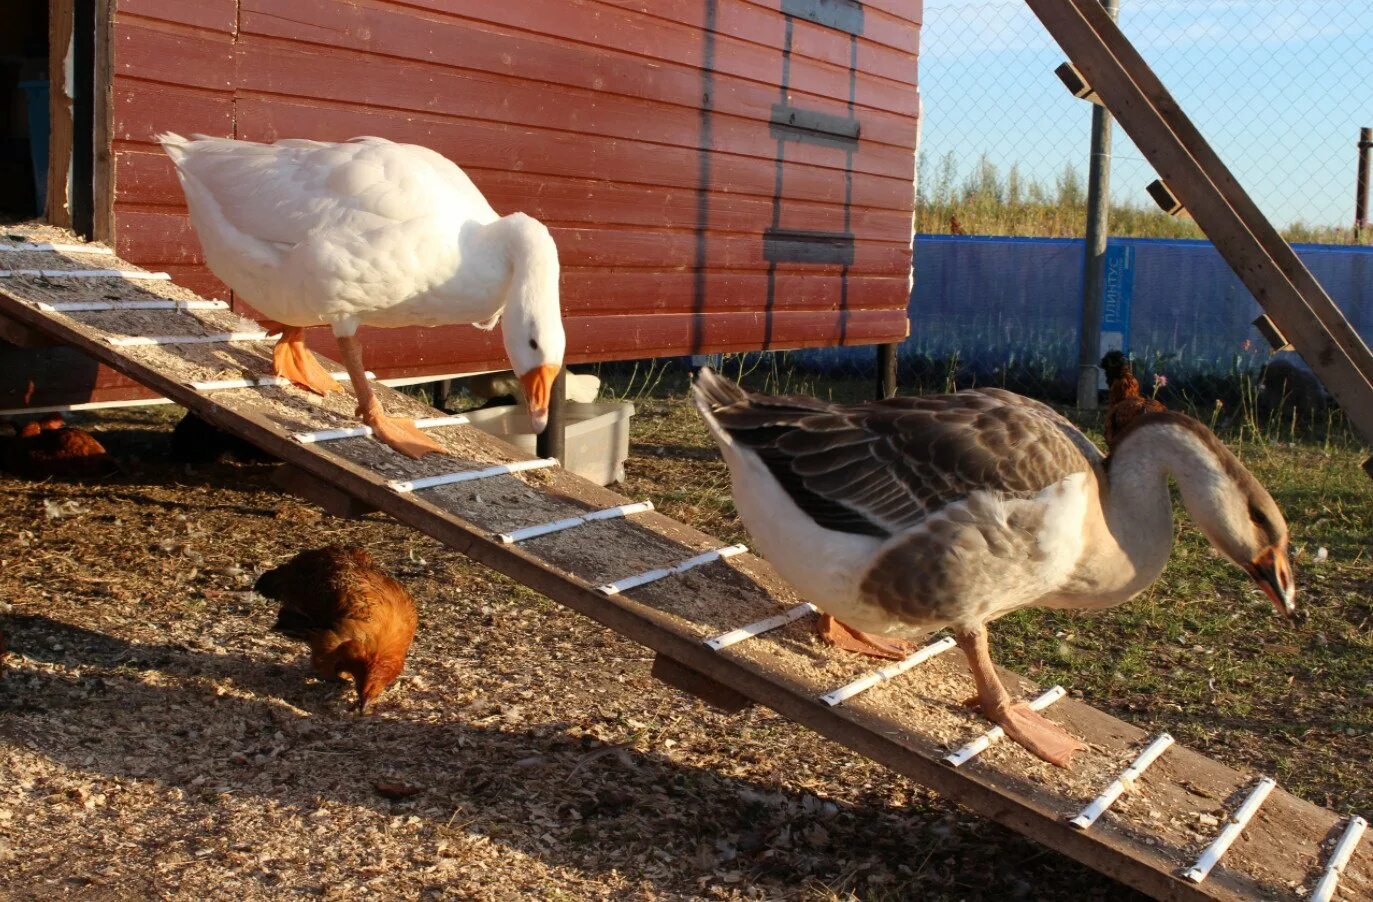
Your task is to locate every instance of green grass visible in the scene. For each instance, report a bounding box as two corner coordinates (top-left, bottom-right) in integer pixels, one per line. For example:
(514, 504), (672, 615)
(609, 364), (1373, 817)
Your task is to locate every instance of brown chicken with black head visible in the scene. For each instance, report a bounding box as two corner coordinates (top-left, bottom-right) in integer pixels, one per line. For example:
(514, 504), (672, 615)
(256, 547), (417, 711)
(1100, 350), (1167, 450)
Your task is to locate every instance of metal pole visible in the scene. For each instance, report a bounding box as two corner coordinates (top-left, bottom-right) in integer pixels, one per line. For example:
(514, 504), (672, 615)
(1357, 127), (1371, 241)
(536, 369), (567, 463)
(876, 342), (898, 399)
(1076, 0), (1120, 411)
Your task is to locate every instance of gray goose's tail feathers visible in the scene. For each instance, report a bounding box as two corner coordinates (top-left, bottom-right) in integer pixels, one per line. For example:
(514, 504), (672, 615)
(691, 365), (839, 447)
(690, 366), (745, 446)
(692, 366), (748, 410)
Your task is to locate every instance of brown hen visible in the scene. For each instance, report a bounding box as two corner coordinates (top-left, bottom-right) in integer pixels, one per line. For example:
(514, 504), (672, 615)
(2, 415), (115, 479)
(1100, 351), (1166, 450)
(255, 547), (418, 711)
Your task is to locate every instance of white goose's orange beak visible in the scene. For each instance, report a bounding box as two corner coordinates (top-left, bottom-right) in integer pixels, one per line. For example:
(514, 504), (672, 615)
(520, 364), (560, 434)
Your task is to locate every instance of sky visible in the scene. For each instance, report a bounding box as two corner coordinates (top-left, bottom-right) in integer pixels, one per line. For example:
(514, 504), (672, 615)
(917, 0), (1373, 228)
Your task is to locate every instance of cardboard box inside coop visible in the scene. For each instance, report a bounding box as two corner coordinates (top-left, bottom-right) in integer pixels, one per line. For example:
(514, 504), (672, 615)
(463, 400), (634, 486)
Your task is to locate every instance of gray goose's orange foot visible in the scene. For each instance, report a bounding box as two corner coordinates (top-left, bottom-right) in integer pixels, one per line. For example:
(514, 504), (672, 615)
(980, 699), (1086, 769)
(817, 613), (917, 661)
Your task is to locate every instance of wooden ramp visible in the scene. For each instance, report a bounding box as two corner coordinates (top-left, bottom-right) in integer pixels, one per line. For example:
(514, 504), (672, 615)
(0, 225), (1367, 901)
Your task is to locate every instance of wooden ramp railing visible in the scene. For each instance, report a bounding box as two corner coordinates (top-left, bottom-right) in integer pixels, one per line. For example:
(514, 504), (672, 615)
(0, 229), (1367, 899)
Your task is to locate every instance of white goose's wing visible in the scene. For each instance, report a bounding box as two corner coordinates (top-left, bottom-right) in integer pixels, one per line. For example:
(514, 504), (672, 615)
(161, 134), (494, 245)
(694, 368), (1093, 539)
(159, 134), (500, 311)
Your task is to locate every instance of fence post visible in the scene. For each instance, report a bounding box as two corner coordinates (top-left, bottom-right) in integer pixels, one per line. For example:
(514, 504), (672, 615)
(1076, 0), (1121, 411)
(1358, 127), (1371, 241)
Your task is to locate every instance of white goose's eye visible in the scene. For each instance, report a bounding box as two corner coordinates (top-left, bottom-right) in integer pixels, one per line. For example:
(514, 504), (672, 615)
(529, 339), (539, 350)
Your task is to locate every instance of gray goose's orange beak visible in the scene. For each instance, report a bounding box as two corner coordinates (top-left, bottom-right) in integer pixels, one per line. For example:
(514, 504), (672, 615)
(520, 364), (561, 434)
(1245, 544), (1298, 622)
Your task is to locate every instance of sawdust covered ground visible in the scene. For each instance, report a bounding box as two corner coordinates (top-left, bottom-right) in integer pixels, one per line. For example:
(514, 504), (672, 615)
(0, 385), (1366, 900)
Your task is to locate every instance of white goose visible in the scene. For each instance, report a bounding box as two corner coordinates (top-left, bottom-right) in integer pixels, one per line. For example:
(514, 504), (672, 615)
(693, 368), (1296, 768)
(158, 133), (565, 458)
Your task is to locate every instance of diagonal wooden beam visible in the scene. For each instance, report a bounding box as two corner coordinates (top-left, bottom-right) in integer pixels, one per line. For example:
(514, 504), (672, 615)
(1025, 0), (1373, 457)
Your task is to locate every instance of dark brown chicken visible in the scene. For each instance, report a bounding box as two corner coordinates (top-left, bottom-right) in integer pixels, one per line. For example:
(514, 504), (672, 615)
(1101, 351), (1166, 450)
(2, 415), (115, 479)
(255, 547), (417, 711)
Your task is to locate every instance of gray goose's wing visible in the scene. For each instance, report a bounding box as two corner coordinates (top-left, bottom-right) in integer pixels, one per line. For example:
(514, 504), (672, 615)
(695, 369), (1092, 539)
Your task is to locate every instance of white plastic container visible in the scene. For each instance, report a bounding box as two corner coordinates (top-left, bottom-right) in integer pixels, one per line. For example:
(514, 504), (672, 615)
(462, 400), (635, 486)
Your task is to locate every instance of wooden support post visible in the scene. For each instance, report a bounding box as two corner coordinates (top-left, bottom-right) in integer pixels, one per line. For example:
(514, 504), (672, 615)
(46, 0), (74, 227)
(1076, 0), (1118, 413)
(536, 369), (567, 463)
(272, 464), (378, 519)
(876, 342), (898, 400)
(431, 378), (451, 411)
(651, 654), (753, 714)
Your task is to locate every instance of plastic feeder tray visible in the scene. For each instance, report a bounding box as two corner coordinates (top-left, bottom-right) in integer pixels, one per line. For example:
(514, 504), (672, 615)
(462, 400), (634, 486)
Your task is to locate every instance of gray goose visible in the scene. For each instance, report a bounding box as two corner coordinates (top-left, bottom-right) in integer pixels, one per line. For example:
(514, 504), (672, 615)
(692, 367), (1296, 768)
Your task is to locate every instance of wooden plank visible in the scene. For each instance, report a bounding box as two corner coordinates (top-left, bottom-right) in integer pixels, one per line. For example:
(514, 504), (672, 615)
(344, 0), (921, 115)
(107, 150), (916, 243)
(239, 0), (920, 127)
(0, 312), (58, 349)
(47, 0), (75, 228)
(112, 79), (234, 144)
(232, 37), (917, 177)
(110, 209), (205, 265)
(106, 209), (909, 285)
(272, 464), (378, 519)
(92, 0), (114, 242)
(112, 17), (235, 91)
(651, 653), (754, 713)
(233, 96), (912, 211)
(581, 0), (919, 77)
(116, 0), (238, 33)
(2, 238), (1365, 901)
(1024, 0), (1373, 451)
(0, 344), (153, 409)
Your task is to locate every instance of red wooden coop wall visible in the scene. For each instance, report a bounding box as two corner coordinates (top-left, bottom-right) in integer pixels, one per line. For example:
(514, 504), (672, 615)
(17, 0), (921, 407)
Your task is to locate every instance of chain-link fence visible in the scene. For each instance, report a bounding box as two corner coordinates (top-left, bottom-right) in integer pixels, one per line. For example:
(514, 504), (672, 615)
(917, 0), (1373, 243)
(786, 0), (1372, 417)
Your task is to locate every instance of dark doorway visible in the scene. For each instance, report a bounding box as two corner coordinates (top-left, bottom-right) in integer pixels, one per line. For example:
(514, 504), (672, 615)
(0, 2), (49, 224)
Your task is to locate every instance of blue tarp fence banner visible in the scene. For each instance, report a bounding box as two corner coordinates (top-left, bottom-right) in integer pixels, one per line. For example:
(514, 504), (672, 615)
(793, 235), (1373, 386)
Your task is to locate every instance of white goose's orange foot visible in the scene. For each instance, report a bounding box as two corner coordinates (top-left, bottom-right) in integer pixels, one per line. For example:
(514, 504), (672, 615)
(269, 326), (342, 395)
(358, 404), (447, 459)
(817, 613), (917, 661)
(985, 701), (1086, 768)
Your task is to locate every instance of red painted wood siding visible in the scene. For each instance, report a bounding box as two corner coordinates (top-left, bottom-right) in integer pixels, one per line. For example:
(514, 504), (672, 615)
(11, 0), (920, 407)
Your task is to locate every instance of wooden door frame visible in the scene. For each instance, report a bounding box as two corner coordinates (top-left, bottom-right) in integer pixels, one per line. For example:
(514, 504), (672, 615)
(45, 0), (112, 240)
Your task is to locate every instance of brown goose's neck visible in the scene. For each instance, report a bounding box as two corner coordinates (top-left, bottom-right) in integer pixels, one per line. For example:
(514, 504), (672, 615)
(1074, 422), (1230, 604)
